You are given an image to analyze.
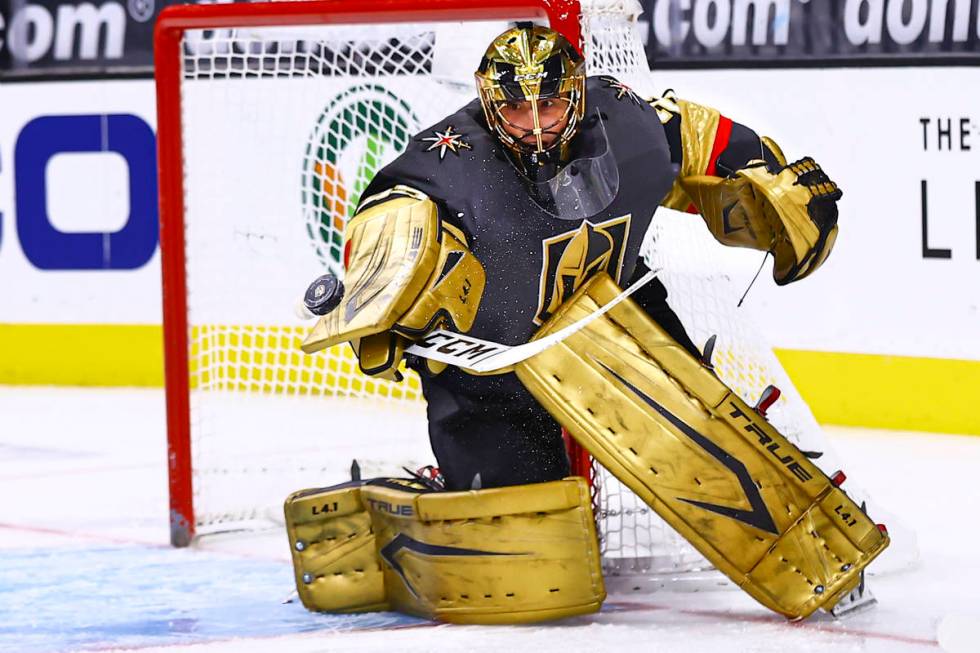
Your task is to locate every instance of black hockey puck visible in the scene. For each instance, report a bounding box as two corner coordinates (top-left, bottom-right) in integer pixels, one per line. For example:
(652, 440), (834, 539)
(303, 274), (345, 316)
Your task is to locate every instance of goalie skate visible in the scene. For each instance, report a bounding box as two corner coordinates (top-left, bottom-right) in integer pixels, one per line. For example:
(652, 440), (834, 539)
(829, 568), (877, 618)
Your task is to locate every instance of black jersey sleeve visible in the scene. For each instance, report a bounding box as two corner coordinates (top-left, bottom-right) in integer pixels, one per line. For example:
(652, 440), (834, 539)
(714, 121), (783, 176)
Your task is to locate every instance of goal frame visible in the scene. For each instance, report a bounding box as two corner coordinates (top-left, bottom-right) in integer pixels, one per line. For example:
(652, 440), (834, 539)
(155, 0), (583, 547)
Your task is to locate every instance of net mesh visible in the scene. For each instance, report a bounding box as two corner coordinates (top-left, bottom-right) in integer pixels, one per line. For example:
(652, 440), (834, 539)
(174, 2), (829, 578)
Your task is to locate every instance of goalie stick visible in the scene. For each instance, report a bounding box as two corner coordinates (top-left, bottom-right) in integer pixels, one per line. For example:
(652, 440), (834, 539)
(298, 268), (659, 374)
(404, 268), (658, 373)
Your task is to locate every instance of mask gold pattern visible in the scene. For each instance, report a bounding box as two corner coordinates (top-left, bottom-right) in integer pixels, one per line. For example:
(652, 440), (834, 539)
(475, 25), (586, 158)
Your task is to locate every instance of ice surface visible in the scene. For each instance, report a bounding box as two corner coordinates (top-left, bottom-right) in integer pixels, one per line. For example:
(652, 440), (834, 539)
(1, 387), (978, 653)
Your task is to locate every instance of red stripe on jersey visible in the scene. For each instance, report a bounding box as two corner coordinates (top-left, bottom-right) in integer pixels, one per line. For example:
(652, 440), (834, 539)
(705, 116), (734, 177)
(344, 239), (352, 270)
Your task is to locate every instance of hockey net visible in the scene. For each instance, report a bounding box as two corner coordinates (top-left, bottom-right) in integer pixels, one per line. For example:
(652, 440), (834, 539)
(157, 0), (872, 583)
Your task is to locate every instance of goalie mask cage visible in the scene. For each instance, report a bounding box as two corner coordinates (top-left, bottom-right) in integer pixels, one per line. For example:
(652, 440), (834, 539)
(157, 0), (835, 585)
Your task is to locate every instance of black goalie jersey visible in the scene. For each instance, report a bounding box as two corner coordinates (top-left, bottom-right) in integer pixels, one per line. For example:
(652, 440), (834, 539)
(357, 76), (778, 491)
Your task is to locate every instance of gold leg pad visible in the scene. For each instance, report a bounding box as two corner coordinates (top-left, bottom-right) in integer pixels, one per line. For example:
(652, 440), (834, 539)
(515, 273), (889, 619)
(284, 483), (389, 613)
(285, 477), (605, 624)
(362, 478), (605, 624)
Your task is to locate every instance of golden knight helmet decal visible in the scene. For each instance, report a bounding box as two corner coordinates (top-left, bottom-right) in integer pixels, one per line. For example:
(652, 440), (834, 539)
(475, 24), (586, 158)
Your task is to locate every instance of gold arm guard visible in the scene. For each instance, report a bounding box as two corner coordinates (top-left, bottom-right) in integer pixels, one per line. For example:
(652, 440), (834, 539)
(514, 273), (889, 620)
(680, 156), (840, 285)
(285, 477), (605, 624)
(301, 186), (486, 376)
(654, 96), (723, 212)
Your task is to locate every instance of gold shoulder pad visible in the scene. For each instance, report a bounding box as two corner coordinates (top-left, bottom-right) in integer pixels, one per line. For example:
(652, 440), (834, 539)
(302, 187), (485, 377)
(675, 98), (723, 178)
(658, 97), (725, 212)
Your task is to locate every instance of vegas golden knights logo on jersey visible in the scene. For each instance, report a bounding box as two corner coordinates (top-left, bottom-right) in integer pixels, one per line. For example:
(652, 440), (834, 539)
(534, 215), (631, 325)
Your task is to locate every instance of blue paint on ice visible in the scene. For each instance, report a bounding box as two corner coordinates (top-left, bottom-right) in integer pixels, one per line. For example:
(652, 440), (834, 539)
(0, 544), (428, 653)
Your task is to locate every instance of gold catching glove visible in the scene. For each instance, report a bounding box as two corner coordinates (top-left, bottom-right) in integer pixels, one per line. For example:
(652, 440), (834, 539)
(681, 153), (842, 285)
(301, 186), (485, 378)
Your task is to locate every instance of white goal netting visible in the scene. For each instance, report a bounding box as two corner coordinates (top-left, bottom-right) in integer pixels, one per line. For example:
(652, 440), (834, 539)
(170, 0), (857, 581)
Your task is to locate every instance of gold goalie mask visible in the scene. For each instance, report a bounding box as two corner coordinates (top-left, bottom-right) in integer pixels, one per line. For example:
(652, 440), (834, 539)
(475, 24), (586, 160)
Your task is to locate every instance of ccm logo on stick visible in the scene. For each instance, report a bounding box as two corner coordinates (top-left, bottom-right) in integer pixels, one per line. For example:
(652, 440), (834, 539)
(14, 114), (158, 270)
(414, 332), (501, 360)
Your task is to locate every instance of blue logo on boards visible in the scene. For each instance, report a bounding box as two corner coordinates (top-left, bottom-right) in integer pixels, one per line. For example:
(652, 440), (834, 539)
(13, 114), (158, 270)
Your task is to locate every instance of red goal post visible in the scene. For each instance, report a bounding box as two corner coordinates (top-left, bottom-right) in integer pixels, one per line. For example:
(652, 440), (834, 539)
(155, 0), (584, 548)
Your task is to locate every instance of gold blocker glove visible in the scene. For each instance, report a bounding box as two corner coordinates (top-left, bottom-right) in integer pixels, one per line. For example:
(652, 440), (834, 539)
(681, 149), (842, 285)
(301, 185), (486, 378)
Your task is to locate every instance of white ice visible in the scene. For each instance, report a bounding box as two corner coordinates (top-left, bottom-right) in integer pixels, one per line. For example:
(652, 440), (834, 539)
(1, 386), (978, 653)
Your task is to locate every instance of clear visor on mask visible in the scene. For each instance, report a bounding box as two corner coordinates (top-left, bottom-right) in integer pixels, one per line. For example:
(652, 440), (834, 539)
(514, 111), (620, 221)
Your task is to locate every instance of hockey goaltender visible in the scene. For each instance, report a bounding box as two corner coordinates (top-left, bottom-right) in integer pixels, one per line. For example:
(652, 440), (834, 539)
(287, 25), (889, 623)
